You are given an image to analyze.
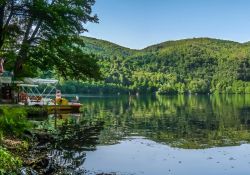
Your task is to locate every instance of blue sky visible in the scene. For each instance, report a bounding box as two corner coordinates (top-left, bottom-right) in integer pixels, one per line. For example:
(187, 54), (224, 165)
(84, 0), (250, 49)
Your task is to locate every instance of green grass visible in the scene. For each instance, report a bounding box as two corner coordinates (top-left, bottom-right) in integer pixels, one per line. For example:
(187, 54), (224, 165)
(0, 147), (22, 174)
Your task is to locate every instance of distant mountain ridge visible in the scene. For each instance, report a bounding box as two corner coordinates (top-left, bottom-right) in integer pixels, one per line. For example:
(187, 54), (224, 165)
(69, 36), (250, 94)
(82, 36), (139, 57)
(83, 36), (245, 51)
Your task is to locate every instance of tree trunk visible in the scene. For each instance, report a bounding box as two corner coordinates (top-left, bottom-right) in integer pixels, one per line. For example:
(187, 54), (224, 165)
(14, 44), (29, 77)
(14, 18), (34, 77)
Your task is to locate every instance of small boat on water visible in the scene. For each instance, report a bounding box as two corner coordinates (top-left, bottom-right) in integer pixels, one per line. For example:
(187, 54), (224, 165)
(46, 97), (82, 113)
(17, 78), (82, 113)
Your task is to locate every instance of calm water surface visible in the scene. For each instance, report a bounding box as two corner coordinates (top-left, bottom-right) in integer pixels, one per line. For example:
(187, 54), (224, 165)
(35, 95), (250, 175)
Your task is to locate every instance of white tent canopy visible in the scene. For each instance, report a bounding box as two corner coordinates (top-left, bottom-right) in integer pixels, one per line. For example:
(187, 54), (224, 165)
(17, 78), (59, 100)
(23, 78), (58, 85)
(17, 84), (39, 87)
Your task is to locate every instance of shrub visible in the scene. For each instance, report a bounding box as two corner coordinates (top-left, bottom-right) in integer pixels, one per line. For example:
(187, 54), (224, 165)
(0, 107), (32, 137)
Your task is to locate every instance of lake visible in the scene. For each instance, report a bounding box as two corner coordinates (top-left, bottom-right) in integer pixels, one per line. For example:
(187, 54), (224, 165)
(34, 95), (250, 175)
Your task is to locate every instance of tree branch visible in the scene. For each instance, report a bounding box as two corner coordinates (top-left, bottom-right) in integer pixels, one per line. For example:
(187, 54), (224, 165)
(29, 20), (42, 42)
(3, 0), (14, 28)
(0, 3), (6, 49)
(23, 18), (34, 43)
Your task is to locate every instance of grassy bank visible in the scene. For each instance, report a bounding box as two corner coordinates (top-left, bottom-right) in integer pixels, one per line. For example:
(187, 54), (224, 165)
(0, 107), (32, 174)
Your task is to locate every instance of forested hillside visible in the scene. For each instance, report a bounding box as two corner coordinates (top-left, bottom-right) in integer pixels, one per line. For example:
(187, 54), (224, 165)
(60, 37), (250, 94)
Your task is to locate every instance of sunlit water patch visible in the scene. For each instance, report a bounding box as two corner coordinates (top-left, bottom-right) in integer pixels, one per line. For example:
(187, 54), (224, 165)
(83, 137), (250, 175)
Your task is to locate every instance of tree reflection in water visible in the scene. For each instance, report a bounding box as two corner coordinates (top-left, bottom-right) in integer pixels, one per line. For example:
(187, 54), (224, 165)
(81, 94), (250, 149)
(34, 94), (250, 173)
(36, 113), (104, 173)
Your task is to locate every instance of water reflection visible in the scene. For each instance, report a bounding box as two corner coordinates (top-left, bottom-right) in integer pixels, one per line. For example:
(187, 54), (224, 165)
(35, 94), (250, 174)
(80, 95), (250, 148)
(35, 113), (104, 173)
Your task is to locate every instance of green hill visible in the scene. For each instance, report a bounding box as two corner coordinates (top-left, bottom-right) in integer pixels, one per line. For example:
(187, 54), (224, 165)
(60, 36), (250, 94)
(81, 36), (140, 57)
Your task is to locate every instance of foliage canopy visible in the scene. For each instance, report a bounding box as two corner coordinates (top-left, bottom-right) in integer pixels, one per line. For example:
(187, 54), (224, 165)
(0, 0), (101, 80)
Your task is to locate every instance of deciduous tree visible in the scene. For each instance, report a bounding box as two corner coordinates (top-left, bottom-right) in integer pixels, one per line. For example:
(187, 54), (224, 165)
(0, 0), (101, 79)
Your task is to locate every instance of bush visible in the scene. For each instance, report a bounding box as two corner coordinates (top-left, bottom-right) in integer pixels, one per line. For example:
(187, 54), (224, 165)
(0, 107), (32, 137)
(158, 84), (178, 94)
